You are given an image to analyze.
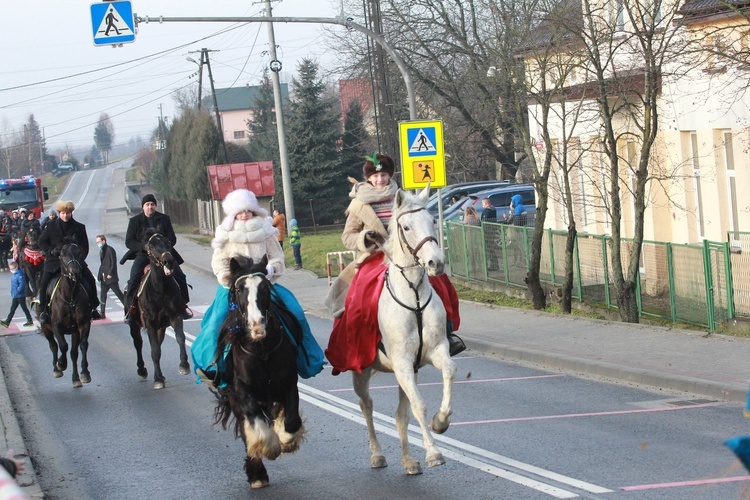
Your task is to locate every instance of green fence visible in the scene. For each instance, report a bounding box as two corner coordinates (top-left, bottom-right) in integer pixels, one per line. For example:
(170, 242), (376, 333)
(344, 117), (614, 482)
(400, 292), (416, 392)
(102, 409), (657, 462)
(446, 222), (747, 331)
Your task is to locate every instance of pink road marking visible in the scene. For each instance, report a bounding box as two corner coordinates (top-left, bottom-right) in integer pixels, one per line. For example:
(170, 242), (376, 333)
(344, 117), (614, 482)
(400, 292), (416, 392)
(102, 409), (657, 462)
(621, 475), (750, 491)
(328, 374), (565, 392)
(451, 402), (720, 426)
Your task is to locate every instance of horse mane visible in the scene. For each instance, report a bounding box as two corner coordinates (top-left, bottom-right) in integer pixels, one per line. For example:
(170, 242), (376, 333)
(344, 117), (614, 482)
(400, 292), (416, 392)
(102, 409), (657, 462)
(382, 189), (427, 261)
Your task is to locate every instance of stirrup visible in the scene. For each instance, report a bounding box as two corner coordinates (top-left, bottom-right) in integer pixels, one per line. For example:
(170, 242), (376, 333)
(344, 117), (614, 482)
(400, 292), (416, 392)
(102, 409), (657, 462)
(448, 333), (466, 356)
(196, 368), (217, 390)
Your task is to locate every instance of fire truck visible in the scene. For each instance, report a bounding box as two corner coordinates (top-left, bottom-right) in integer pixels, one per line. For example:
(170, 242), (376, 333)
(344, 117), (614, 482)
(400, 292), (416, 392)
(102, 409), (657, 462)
(0, 176), (49, 218)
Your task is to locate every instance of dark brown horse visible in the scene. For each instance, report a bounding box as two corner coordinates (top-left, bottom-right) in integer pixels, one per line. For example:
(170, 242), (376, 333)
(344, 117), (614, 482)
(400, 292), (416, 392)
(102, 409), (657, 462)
(39, 243), (91, 388)
(18, 224), (44, 296)
(214, 256), (304, 489)
(127, 232), (190, 389)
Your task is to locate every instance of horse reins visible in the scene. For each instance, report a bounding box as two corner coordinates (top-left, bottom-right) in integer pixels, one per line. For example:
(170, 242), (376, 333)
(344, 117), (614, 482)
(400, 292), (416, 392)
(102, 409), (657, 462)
(233, 272), (286, 360)
(395, 207), (438, 270)
(145, 233), (172, 268)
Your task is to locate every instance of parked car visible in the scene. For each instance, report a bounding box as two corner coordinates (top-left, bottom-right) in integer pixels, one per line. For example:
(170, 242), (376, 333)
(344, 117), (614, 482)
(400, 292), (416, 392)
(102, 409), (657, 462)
(427, 180), (510, 218)
(446, 183), (537, 226)
(57, 162), (75, 171)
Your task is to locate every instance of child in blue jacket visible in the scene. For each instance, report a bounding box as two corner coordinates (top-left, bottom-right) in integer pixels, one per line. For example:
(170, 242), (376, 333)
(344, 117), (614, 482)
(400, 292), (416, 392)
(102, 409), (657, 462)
(1, 261), (33, 328)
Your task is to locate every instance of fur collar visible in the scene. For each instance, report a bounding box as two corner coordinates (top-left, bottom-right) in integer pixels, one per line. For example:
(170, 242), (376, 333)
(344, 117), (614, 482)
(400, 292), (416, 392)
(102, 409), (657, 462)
(349, 179), (398, 204)
(212, 217), (276, 249)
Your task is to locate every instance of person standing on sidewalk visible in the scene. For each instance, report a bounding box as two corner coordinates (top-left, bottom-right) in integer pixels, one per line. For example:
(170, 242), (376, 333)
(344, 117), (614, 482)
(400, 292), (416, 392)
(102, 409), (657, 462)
(289, 218), (302, 269)
(0, 261), (33, 328)
(95, 235), (125, 319)
(121, 195), (192, 324)
(272, 209), (286, 249)
(191, 189), (324, 389)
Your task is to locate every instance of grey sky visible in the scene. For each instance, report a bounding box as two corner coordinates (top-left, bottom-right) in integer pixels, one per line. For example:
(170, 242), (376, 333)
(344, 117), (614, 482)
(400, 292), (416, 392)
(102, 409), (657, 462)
(0, 0), (344, 153)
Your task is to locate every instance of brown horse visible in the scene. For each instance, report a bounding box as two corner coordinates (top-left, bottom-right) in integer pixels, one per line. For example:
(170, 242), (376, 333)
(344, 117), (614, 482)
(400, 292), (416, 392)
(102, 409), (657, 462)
(39, 243), (91, 388)
(214, 256), (304, 489)
(126, 233), (190, 389)
(18, 224), (44, 296)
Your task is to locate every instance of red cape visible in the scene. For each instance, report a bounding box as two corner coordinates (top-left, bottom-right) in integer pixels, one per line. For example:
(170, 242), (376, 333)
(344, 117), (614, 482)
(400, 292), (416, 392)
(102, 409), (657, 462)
(325, 255), (461, 375)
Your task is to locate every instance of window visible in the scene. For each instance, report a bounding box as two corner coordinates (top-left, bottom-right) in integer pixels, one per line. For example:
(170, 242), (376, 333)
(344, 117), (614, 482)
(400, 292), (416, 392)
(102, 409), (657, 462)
(610, 0), (625, 31)
(725, 131), (740, 246)
(233, 130), (246, 140)
(690, 132), (705, 239)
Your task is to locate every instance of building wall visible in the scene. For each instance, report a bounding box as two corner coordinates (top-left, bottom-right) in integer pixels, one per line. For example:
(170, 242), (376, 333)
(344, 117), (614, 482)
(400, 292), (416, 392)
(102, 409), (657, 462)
(218, 109), (254, 144)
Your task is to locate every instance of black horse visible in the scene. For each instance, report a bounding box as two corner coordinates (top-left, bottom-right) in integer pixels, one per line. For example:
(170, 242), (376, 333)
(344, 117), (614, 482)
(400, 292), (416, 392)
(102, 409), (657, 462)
(0, 217), (12, 271)
(39, 243), (91, 388)
(18, 224), (44, 296)
(127, 232), (190, 389)
(214, 256), (304, 490)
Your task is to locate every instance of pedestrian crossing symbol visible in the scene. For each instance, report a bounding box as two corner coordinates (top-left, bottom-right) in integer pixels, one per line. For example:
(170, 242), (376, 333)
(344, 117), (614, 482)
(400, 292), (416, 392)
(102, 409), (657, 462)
(91, 1), (136, 46)
(399, 120), (446, 189)
(407, 128), (437, 157)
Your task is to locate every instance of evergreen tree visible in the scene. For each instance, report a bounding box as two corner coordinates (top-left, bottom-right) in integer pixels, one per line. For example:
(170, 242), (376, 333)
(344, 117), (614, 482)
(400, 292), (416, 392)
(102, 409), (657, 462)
(247, 70), (280, 165)
(154, 109), (219, 201)
(285, 59), (349, 225)
(340, 101), (373, 179)
(93, 113), (114, 165)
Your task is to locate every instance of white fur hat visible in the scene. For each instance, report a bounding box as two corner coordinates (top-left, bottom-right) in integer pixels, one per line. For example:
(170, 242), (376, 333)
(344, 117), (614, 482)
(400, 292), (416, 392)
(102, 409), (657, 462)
(219, 189), (267, 230)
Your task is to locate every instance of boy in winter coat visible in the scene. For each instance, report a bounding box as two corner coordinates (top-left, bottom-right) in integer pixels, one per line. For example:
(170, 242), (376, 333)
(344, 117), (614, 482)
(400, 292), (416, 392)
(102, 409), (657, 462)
(289, 218), (302, 269)
(1, 261), (33, 328)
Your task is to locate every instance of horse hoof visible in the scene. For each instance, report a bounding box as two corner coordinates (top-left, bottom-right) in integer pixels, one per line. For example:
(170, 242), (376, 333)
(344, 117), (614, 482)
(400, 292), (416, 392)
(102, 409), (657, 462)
(403, 461), (423, 475)
(154, 381), (165, 390)
(426, 453), (446, 468)
(431, 414), (450, 434)
(72, 380), (83, 389)
(371, 455), (387, 469)
(178, 364), (190, 376)
(137, 368), (148, 380)
(250, 479), (269, 489)
(53, 370), (63, 378)
(81, 374), (91, 384)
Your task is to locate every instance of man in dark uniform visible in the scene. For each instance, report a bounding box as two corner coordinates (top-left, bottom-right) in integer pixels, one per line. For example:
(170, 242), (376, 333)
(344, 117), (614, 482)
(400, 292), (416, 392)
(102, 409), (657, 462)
(95, 234), (125, 319)
(35, 200), (101, 324)
(122, 194), (191, 324)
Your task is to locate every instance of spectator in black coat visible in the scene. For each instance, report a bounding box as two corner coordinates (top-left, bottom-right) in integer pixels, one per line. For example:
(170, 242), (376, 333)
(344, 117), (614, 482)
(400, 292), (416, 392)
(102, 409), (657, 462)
(480, 198), (497, 223)
(121, 194), (191, 323)
(96, 235), (125, 319)
(35, 200), (101, 324)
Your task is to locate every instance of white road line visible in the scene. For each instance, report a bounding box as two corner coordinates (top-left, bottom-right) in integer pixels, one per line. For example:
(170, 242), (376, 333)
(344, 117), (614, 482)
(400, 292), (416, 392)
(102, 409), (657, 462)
(299, 384), (613, 497)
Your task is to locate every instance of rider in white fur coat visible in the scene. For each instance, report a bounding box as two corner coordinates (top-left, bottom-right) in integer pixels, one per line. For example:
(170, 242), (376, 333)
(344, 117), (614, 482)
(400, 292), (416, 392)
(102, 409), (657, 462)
(192, 189), (324, 388)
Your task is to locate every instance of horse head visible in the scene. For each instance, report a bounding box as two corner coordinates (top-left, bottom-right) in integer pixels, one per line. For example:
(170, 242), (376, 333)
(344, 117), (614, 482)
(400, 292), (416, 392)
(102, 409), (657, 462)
(145, 232), (176, 276)
(59, 242), (84, 281)
(229, 255), (271, 341)
(25, 224), (41, 248)
(387, 185), (444, 276)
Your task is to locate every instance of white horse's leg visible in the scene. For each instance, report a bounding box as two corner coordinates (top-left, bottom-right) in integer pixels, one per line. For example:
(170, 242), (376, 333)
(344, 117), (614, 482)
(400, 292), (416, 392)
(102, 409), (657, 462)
(352, 369), (386, 468)
(396, 384), (422, 475)
(391, 361), (445, 469)
(428, 348), (456, 434)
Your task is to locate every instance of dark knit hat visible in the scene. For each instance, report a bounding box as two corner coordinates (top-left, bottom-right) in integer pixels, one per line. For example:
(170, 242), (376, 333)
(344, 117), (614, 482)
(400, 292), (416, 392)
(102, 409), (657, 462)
(141, 194), (157, 206)
(363, 153), (395, 180)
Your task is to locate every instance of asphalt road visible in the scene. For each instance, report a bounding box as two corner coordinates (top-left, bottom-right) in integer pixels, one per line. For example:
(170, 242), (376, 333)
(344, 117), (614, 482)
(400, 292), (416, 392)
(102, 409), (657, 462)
(1, 163), (749, 498)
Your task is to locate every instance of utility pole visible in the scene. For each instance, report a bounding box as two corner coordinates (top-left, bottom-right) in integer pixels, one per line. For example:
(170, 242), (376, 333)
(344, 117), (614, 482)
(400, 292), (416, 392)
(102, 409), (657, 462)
(186, 50), (205, 109)
(201, 48), (228, 162)
(265, 0), (295, 224)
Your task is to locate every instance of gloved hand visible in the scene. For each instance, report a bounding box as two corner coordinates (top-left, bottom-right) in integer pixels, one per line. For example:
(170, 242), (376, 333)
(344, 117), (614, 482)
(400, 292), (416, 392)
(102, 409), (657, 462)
(365, 231), (379, 244)
(50, 247), (60, 257)
(265, 265), (275, 280)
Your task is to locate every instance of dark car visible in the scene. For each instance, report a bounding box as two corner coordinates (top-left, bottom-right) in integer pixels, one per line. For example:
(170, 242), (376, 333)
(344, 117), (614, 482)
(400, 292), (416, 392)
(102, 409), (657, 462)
(447, 183), (536, 226)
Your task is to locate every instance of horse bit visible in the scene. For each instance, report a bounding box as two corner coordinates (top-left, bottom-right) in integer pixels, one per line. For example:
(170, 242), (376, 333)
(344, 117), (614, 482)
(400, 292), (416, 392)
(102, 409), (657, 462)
(146, 233), (171, 268)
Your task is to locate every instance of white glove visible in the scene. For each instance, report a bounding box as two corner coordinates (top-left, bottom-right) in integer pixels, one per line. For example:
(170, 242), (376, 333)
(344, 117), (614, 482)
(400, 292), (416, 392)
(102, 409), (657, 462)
(266, 264), (275, 280)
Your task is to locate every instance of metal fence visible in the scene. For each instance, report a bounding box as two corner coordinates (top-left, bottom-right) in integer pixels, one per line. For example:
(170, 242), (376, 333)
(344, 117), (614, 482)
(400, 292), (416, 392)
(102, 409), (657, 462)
(446, 222), (750, 331)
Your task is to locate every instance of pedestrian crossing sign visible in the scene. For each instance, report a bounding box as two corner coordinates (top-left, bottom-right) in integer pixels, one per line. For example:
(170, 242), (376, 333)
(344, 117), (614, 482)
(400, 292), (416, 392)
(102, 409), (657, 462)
(399, 120), (446, 189)
(91, 1), (136, 46)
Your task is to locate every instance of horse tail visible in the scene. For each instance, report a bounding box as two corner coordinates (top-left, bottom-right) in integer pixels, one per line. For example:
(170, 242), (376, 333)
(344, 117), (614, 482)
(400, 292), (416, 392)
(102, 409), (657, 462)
(213, 390), (238, 435)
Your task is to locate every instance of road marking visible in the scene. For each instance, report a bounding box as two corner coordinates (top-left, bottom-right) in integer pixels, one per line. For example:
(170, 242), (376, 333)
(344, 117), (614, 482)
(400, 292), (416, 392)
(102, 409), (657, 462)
(328, 374), (565, 392)
(450, 402), (721, 426)
(299, 383), (612, 497)
(620, 475), (750, 491)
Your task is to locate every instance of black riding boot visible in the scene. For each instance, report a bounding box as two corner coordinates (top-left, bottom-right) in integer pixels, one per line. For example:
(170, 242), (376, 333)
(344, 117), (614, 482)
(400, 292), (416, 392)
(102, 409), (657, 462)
(123, 288), (137, 325)
(447, 321), (466, 356)
(38, 288), (49, 324)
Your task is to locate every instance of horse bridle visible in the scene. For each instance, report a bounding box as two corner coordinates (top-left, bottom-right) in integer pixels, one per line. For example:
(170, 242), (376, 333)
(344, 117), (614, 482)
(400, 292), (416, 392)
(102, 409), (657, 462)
(60, 246), (82, 281)
(232, 272), (285, 358)
(395, 207), (438, 269)
(145, 233), (172, 268)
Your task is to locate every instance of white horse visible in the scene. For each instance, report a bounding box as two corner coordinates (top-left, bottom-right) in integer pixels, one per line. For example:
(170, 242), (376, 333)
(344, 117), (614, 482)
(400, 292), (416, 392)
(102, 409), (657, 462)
(352, 185), (457, 475)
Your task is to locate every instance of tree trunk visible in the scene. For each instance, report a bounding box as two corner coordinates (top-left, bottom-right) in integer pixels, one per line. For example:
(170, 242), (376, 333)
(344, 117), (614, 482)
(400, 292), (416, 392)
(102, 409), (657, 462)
(617, 280), (640, 323)
(562, 226), (577, 313)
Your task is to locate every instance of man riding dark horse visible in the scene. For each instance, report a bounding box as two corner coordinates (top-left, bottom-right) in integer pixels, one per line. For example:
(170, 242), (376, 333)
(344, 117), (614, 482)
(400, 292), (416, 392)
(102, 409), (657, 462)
(122, 194), (192, 324)
(35, 200), (101, 324)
